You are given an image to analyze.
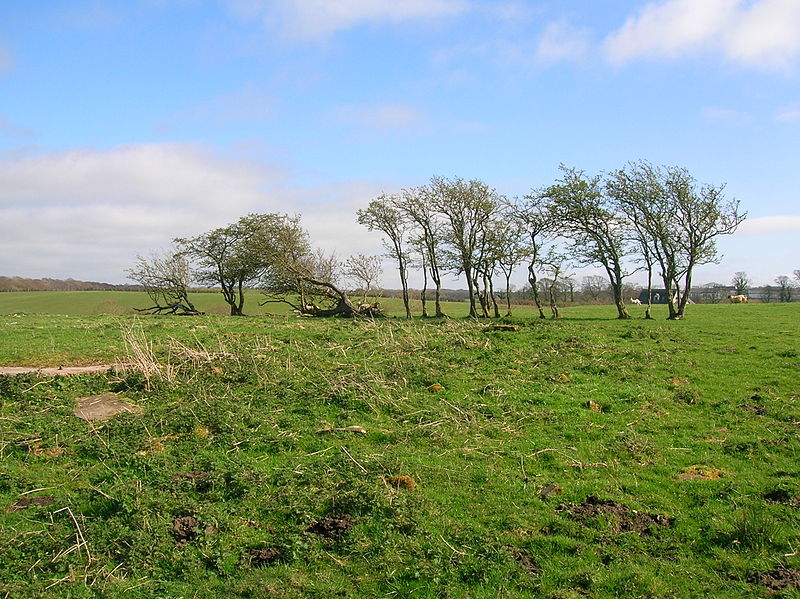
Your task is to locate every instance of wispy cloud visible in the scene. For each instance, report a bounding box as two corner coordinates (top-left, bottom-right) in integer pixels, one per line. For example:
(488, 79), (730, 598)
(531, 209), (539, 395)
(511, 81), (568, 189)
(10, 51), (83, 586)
(333, 103), (426, 134)
(737, 215), (800, 234)
(604, 0), (800, 71)
(228, 0), (469, 40)
(535, 20), (591, 64)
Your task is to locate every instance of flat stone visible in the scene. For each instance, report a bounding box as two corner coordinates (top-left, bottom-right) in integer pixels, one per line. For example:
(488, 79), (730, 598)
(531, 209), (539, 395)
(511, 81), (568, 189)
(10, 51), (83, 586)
(73, 393), (141, 422)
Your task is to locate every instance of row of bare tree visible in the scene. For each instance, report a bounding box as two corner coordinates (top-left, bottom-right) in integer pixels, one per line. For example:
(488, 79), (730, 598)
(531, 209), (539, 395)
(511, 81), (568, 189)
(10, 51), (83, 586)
(128, 161), (746, 320)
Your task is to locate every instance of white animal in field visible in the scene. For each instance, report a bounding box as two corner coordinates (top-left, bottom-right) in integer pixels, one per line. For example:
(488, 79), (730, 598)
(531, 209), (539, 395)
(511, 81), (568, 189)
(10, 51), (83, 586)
(728, 294), (748, 303)
(630, 297), (642, 305)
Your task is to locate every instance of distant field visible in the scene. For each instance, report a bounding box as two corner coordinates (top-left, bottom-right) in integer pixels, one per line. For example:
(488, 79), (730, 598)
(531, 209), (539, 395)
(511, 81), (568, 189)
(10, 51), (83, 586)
(1, 303), (798, 597)
(0, 290), (476, 318)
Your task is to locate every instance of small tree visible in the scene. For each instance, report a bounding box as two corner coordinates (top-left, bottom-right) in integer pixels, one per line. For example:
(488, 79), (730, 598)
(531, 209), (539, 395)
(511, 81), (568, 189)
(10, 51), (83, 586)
(357, 196), (412, 319)
(398, 185), (446, 317)
(176, 213), (285, 316)
(542, 166), (634, 319)
(428, 176), (502, 318)
(508, 194), (554, 319)
(581, 275), (608, 302)
(609, 161), (745, 319)
(126, 249), (198, 314)
(259, 218), (381, 317)
(731, 271), (751, 296)
(344, 254), (382, 304)
(775, 275), (794, 302)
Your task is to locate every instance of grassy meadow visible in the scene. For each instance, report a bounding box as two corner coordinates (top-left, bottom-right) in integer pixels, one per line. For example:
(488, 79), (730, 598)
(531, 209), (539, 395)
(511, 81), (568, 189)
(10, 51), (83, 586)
(0, 293), (799, 598)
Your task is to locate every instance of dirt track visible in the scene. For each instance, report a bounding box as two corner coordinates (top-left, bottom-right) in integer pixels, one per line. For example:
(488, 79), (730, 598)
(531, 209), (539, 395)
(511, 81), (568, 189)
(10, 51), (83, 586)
(0, 365), (114, 376)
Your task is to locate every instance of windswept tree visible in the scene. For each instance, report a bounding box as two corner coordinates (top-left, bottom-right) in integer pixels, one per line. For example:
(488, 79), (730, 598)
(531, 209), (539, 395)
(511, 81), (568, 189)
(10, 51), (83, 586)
(731, 271), (751, 296)
(176, 213), (285, 316)
(491, 218), (528, 317)
(344, 253), (383, 304)
(428, 176), (501, 318)
(397, 185), (446, 317)
(508, 193), (554, 319)
(542, 166), (634, 319)
(357, 196), (412, 319)
(259, 217), (381, 317)
(541, 249), (569, 318)
(126, 249), (198, 314)
(609, 161), (746, 319)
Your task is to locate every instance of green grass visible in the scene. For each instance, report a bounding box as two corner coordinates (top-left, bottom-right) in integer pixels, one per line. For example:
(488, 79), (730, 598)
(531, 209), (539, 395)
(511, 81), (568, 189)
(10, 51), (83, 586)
(1, 301), (799, 598)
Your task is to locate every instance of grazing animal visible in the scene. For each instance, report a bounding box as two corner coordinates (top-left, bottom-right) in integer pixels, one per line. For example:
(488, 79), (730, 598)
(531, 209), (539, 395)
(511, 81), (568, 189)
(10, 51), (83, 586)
(728, 294), (748, 303)
(630, 297), (642, 305)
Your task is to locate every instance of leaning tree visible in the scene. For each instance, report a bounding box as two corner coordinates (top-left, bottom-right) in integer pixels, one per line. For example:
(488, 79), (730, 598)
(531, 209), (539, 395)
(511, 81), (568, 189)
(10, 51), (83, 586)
(175, 213), (285, 316)
(259, 216), (382, 317)
(357, 196), (412, 319)
(126, 249), (199, 315)
(541, 165), (635, 319)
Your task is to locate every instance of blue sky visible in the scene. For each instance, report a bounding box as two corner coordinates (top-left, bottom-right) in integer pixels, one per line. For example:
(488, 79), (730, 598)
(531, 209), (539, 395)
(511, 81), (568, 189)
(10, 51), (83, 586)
(1, 0), (798, 287)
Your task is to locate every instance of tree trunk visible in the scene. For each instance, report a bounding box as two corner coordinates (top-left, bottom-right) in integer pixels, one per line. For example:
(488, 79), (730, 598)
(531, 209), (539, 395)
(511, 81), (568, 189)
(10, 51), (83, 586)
(465, 267), (478, 318)
(398, 258), (412, 319)
(488, 276), (500, 318)
(645, 266), (653, 320)
(505, 274), (513, 317)
(527, 262), (546, 319)
(420, 261), (429, 318)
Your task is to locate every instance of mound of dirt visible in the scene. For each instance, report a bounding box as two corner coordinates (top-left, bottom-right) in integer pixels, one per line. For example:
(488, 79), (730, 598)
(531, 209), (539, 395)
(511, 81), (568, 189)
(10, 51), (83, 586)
(506, 546), (539, 574)
(172, 516), (201, 542)
(307, 515), (353, 541)
(557, 496), (671, 535)
(748, 568), (800, 595)
(248, 546), (285, 567)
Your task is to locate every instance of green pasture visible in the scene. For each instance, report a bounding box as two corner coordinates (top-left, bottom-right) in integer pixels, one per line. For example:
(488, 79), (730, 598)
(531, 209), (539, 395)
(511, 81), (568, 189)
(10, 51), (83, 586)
(0, 300), (798, 598)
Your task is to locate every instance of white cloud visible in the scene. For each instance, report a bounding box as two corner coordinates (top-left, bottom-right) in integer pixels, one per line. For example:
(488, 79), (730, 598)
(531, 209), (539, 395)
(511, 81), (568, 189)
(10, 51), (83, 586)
(737, 215), (800, 234)
(229, 0), (469, 40)
(535, 20), (590, 64)
(604, 0), (800, 70)
(0, 144), (389, 283)
(333, 103), (426, 133)
(722, 0), (800, 69)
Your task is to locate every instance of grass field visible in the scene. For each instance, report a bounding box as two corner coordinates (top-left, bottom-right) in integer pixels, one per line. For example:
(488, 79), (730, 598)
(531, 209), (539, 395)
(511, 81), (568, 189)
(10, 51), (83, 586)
(1, 296), (799, 598)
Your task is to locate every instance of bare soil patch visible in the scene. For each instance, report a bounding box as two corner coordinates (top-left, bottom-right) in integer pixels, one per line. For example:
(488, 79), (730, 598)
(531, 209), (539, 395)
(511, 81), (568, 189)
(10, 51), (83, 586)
(557, 496), (671, 534)
(248, 546), (286, 567)
(307, 515), (354, 541)
(748, 567), (800, 595)
(6, 495), (55, 513)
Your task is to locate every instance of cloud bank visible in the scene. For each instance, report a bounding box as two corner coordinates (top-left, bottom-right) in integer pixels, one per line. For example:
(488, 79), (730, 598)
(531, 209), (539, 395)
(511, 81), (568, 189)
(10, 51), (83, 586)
(604, 0), (800, 70)
(0, 144), (385, 282)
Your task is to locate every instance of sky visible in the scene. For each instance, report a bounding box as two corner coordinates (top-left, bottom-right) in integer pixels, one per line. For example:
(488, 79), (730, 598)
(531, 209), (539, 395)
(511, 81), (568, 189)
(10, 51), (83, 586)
(0, 0), (798, 289)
